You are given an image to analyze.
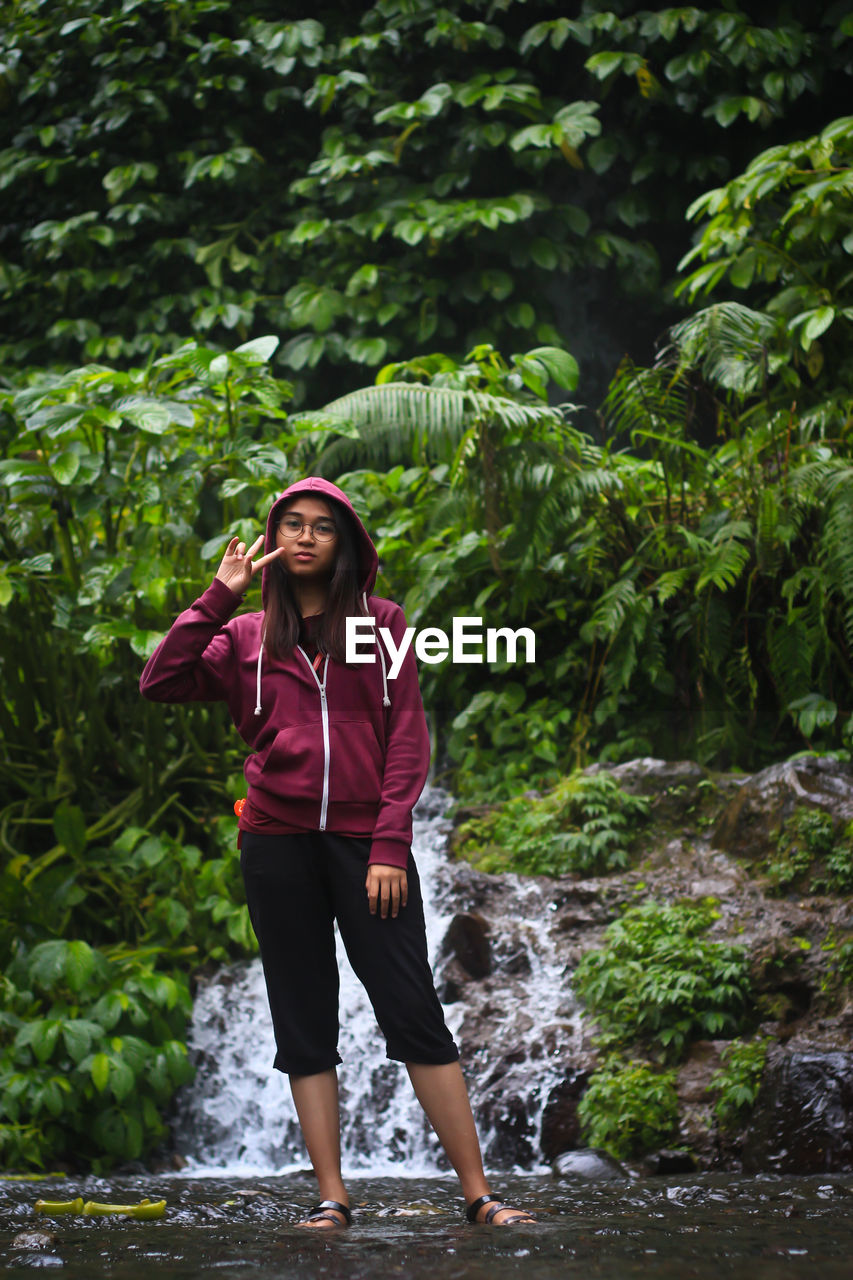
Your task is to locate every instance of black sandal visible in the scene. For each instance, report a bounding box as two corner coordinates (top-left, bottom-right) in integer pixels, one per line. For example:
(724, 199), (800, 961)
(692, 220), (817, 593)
(300, 1199), (352, 1228)
(465, 1193), (538, 1225)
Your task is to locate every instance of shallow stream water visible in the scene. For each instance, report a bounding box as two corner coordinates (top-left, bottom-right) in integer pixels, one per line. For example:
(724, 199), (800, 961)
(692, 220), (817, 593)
(3, 1171), (853, 1279)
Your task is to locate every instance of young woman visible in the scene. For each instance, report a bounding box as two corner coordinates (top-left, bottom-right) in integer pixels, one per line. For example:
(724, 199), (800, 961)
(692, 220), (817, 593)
(140, 477), (536, 1229)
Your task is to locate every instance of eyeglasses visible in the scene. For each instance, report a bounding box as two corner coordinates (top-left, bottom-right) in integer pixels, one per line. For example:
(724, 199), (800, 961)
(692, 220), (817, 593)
(277, 515), (338, 542)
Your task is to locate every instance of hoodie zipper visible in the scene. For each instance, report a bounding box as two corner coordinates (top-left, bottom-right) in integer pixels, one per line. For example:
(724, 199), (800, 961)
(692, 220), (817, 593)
(298, 646), (330, 829)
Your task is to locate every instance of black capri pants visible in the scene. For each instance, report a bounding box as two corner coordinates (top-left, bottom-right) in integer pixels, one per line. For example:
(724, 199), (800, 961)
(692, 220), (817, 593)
(240, 830), (459, 1077)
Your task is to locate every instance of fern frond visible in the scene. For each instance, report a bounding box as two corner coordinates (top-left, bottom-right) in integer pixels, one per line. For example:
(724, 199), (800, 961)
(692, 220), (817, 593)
(319, 382), (560, 433)
(820, 480), (853, 651)
(695, 520), (752, 594)
(601, 359), (690, 442)
(671, 302), (779, 397)
(653, 567), (690, 604)
(698, 593), (733, 674)
(767, 615), (812, 707)
(298, 382), (568, 472)
(587, 575), (641, 641)
(756, 487), (783, 573)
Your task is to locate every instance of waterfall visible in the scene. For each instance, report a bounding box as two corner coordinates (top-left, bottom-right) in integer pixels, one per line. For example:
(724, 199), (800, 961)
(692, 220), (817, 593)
(174, 787), (584, 1175)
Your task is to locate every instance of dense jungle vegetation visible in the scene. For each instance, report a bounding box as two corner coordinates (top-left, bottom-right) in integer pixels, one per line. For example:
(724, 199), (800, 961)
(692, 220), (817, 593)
(1, 1), (852, 1168)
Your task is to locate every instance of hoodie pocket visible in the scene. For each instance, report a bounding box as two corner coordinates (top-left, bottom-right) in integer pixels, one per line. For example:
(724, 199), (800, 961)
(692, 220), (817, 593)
(328, 720), (384, 804)
(251, 722), (325, 799)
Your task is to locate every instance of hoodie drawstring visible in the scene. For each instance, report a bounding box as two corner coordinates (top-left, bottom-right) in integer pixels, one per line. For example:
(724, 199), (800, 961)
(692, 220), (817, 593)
(254, 606), (390, 716)
(254, 640), (264, 716)
(363, 591), (391, 708)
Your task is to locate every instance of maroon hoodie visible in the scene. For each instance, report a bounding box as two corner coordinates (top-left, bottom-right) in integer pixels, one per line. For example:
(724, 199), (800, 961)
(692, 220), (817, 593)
(139, 477), (430, 869)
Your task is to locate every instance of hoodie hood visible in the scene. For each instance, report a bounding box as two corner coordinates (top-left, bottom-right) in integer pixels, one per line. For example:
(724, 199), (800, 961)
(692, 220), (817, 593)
(262, 476), (379, 607)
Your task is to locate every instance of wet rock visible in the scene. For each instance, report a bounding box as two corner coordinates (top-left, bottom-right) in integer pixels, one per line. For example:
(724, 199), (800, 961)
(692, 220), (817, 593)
(552, 1148), (628, 1181)
(539, 1071), (589, 1160)
(742, 1048), (853, 1173)
(478, 1086), (536, 1168)
(587, 757), (708, 796)
(437, 975), (462, 1004)
(552, 899), (613, 932)
(644, 1148), (699, 1175)
(676, 1040), (725, 1101)
(674, 1040), (725, 1160)
(587, 759), (715, 825)
(11, 1232), (59, 1250)
(495, 944), (531, 976)
(442, 912), (491, 978)
(9, 1230), (63, 1269)
(750, 937), (814, 1027)
(713, 756), (853, 863)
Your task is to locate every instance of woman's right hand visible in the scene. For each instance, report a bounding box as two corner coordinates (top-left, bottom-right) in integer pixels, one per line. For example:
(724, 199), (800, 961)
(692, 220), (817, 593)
(215, 535), (284, 596)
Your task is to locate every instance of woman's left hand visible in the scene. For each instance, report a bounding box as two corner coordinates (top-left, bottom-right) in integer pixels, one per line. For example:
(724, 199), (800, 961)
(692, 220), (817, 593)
(366, 865), (408, 918)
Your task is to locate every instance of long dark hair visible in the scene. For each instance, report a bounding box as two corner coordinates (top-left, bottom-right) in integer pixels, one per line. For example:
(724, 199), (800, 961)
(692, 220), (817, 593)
(263, 496), (365, 664)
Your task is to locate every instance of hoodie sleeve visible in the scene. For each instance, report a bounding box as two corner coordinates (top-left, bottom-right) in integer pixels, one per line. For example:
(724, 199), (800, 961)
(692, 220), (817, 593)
(139, 578), (242, 703)
(368, 602), (431, 870)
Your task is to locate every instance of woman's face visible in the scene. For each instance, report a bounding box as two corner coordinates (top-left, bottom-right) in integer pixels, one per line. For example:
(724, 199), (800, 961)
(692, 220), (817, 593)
(275, 496), (339, 581)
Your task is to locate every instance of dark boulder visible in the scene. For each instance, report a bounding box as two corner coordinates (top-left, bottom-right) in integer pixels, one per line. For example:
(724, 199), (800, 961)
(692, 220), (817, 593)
(442, 912), (491, 979)
(539, 1070), (590, 1160)
(742, 1048), (853, 1173)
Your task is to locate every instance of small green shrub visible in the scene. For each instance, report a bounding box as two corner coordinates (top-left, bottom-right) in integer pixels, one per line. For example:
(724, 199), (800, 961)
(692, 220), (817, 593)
(820, 828), (853, 893)
(765, 807), (853, 895)
(831, 939), (853, 986)
(820, 932), (853, 1003)
(708, 1037), (768, 1130)
(452, 769), (650, 876)
(0, 940), (194, 1171)
(5, 813), (254, 965)
(577, 1056), (679, 1159)
(575, 899), (752, 1060)
(111, 822), (255, 962)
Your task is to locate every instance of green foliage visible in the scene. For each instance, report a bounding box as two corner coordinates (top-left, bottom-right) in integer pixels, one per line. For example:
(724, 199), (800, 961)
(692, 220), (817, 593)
(574, 900), (752, 1060)
(0, 335), (298, 1167)
(577, 1056), (679, 1159)
(824, 936), (853, 992)
(452, 769), (650, 876)
(708, 1037), (768, 1130)
(1, 2), (851, 400)
(0, 940), (193, 1170)
(4, 54), (853, 1165)
(765, 807), (853, 895)
(0, 335), (297, 846)
(680, 117), (853, 388)
(576, 899), (755, 1158)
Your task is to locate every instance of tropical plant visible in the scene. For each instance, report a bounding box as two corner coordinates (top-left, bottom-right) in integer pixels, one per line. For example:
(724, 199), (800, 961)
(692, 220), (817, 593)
(708, 1037), (768, 1131)
(679, 115), (853, 421)
(452, 768), (650, 876)
(574, 899), (753, 1060)
(1, 2), (851, 401)
(0, 336), (297, 1166)
(0, 940), (193, 1170)
(0, 335), (297, 847)
(577, 1056), (679, 1159)
(765, 806), (853, 895)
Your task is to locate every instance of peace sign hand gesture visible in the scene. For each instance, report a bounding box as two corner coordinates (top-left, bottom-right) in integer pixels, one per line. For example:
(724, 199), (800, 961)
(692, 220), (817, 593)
(215, 535), (283, 596)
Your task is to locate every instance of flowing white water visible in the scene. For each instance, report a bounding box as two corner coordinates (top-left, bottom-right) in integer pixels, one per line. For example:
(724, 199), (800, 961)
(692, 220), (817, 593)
(174, 787), (583, 1176)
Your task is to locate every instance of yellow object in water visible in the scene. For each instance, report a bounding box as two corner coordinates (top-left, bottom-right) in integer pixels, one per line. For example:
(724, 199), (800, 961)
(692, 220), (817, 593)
(34, 1198), (84, 1214)
(35, 1197), (165, 1219)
